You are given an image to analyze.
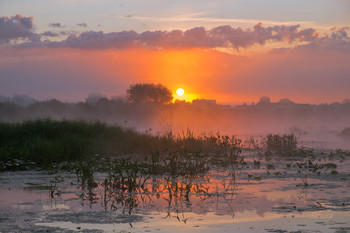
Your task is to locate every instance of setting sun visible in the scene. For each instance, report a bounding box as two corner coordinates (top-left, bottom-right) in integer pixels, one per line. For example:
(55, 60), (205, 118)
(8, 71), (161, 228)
(176, 88), (184, 96)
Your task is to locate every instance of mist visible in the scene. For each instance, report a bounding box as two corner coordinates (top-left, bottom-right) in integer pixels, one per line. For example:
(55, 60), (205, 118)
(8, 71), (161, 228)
(1, 94), (349, 150)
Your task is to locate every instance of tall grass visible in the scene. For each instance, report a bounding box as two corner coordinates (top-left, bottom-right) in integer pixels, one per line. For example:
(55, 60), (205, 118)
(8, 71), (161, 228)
(0, 119), (245, 169)
(264, 134), (297, 154)
(0, 119), (174, 166)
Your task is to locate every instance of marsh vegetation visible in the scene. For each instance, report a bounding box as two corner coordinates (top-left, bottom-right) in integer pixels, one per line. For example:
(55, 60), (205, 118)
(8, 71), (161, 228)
(1, 119), (350, 232)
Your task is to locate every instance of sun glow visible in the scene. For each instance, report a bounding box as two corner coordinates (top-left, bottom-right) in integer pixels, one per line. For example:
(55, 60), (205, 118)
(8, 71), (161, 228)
(176, 88), (184, 96)
(173, 89), (198, 103)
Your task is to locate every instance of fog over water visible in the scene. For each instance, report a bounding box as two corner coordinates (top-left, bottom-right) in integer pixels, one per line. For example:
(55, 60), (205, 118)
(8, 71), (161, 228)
(1, 94), (350, 150)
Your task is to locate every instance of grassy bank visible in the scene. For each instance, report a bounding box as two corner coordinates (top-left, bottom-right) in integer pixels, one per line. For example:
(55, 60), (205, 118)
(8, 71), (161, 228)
(0, 119), (244, 169)
(0, 119), (177, 167)
(0, 118), (309, 171)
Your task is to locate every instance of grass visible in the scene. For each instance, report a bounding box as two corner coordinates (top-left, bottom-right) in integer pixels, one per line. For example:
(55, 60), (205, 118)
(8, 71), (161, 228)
(0, 119), (176, 167)
(2, 119), (349, 216)
(0, 119), (244, 169)
(264, 134), (297, 154)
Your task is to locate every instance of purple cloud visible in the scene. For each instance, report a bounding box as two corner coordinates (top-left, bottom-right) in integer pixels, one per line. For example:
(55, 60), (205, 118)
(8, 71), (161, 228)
(41, 31), (59, 37)
(294, 27), (350, 52)
(0, 14), (38, 43)
(2, 15), (347, 52)
(49, 22), (63, 28)
(16, 23), (322, 50)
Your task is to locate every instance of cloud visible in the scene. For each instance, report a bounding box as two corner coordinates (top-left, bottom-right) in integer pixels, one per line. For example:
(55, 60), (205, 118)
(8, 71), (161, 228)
(295, 27), (350, 52)
(41, 31), (59, 37)
(15, 23), (322, 50)
(61, 30), (139, 49)
(121, 15), (315, 27)
(49, 22), (63, 28)
(0, 14), (38, 43)
(3, 14), (348, 52)
(76, 23), (88, 27)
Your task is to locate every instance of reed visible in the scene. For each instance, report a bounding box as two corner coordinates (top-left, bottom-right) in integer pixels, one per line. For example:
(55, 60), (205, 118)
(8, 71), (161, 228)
(0, 119), (172, 167)
(264, 133), (297, 154)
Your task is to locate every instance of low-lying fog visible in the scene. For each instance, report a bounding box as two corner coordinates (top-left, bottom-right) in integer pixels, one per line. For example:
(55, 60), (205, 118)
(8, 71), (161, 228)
(1, 94), (350, 150)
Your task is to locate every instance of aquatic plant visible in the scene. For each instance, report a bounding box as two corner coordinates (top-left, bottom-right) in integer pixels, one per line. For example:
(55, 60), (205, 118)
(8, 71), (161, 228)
(100, 158), (151, 214)
(291, 147), (314, 158)
(264, 134), (297, 154)
(49, 174), (64, 198)
(0, 158), (36, 171)
(297, 170), (309, 186)
(328, 149), (350, 160)
(75, 159), (98, 189)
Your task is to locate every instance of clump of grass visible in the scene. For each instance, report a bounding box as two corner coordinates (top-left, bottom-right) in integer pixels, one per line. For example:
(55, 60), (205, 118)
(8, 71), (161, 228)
(330, 170), (339, 175)
(328, 149), (350, 160)
(101, 158), (150, 214)
(291, 147), (314, 158)
(264, 134), (297, 154)
(75, 159), (98, 189)
(49, 174), (64, 198)
(0, 158), (36, 172)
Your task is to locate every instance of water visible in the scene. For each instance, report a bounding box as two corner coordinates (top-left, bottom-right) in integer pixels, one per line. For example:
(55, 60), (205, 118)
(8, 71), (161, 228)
(1, 150), (350, 233)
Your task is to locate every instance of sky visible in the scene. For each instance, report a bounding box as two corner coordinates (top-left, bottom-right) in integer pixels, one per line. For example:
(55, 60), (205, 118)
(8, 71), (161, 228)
(0, 0), (349, 105)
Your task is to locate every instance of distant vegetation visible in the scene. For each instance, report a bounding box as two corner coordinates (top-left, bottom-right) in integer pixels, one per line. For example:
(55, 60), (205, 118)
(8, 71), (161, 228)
(0, 83), (349, 164)
(1, 93), (350, 138)
(339, 127), (350, 138)
(126, 83), (173, 104)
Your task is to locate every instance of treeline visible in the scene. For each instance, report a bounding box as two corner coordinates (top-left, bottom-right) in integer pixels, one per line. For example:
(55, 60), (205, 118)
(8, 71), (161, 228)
(0, 97), (157, 123)
(1, 95), (350, 134)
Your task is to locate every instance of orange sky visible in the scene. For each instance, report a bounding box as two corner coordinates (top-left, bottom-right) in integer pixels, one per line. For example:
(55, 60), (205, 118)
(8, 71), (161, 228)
(83, 48), (257, 104)
(1, 42), (350, 105)
(1, 14), (349, 105)
(0, 8), (349, 105)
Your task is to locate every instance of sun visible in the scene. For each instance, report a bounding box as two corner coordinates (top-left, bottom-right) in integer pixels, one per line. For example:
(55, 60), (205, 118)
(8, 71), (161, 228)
(176, 88), (185, 96)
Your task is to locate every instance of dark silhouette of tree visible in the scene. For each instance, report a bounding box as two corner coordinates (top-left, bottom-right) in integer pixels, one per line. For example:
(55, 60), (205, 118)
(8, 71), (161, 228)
(257, 96), (271, 105)
(126, 83), (173, 104)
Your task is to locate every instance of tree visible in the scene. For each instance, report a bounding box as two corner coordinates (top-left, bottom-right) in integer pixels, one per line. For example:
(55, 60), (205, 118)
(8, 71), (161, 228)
(278, 98), (294, 106)
(257, 96), (271, 105)
(126, 83), (173, 104)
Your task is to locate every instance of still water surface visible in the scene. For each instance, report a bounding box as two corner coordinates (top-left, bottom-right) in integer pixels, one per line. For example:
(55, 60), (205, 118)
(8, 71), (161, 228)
(1, 148), (350, 233)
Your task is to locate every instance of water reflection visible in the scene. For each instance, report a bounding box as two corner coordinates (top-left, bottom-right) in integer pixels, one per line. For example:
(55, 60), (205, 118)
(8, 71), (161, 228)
(1, 150), (350, 232)
(78, 173), (237, 218)
(70, 155), (348, 222)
